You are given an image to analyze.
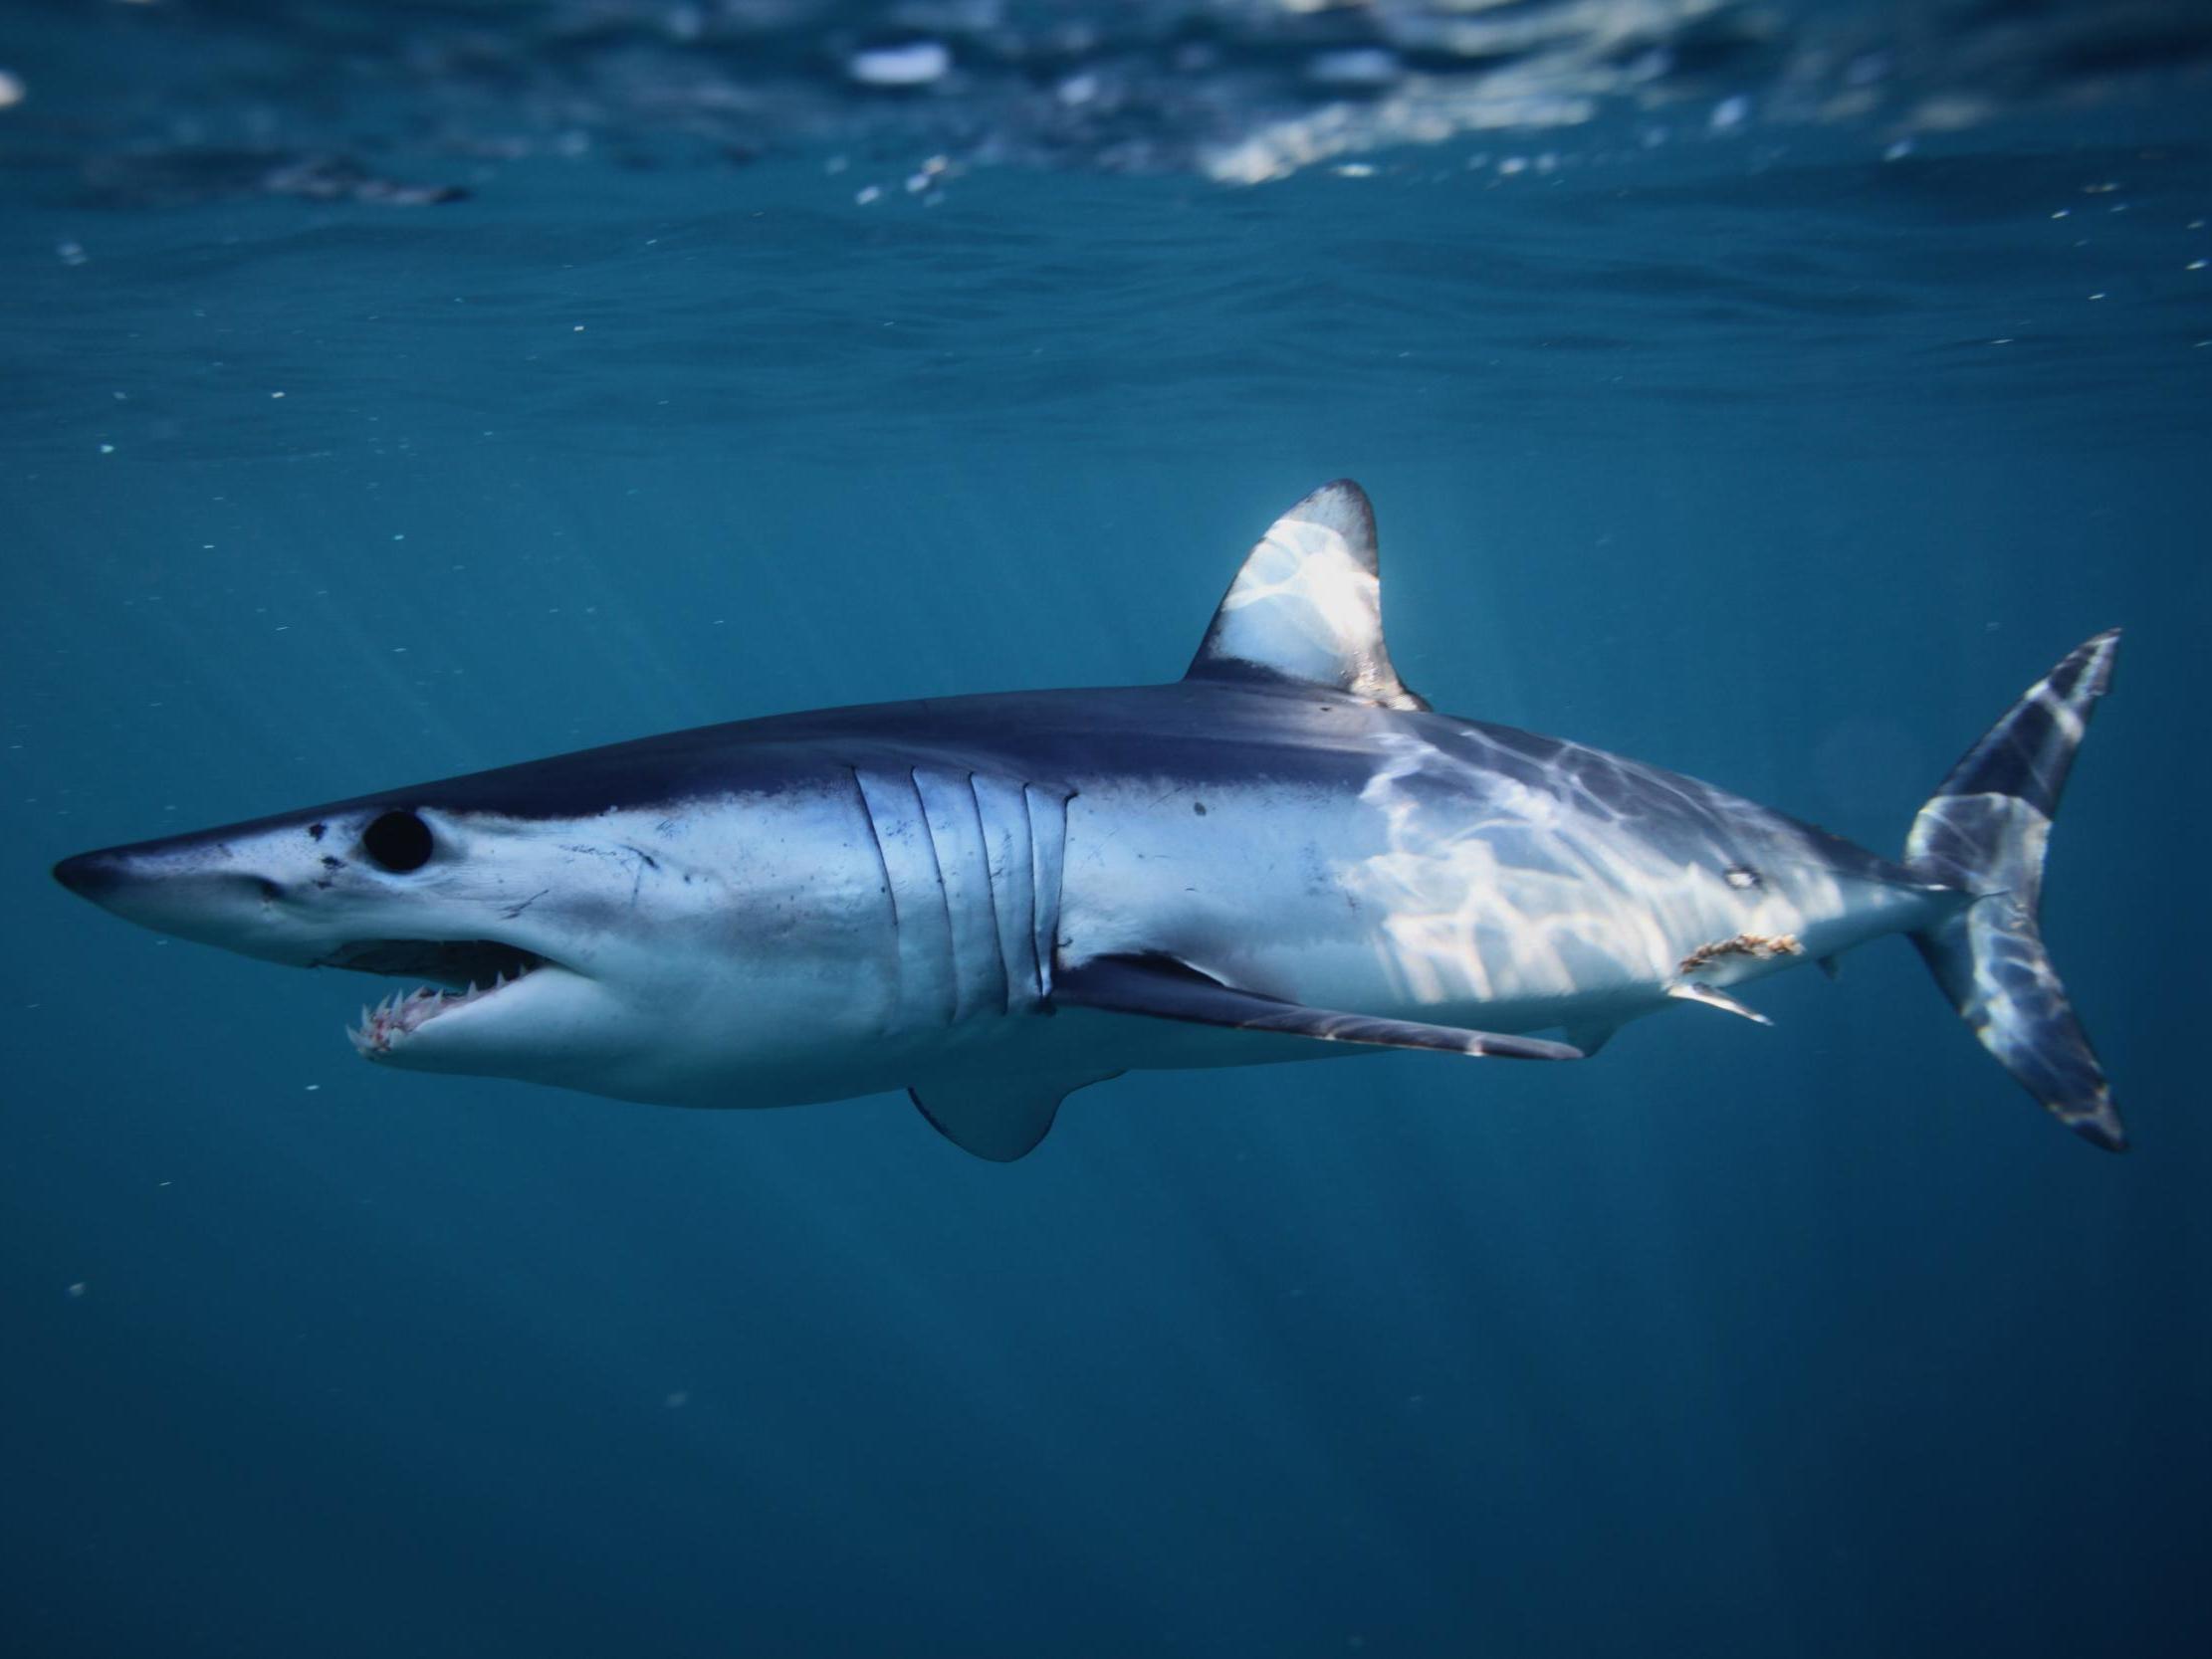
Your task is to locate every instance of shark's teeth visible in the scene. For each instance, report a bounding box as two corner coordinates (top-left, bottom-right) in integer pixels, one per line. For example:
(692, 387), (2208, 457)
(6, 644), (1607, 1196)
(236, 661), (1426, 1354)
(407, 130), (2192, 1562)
(345, 958), (544, 1059)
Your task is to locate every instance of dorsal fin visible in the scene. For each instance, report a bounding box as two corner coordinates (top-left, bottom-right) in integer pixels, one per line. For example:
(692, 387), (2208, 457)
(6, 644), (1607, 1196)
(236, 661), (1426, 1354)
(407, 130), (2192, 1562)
(1186, 480), (1428, 711)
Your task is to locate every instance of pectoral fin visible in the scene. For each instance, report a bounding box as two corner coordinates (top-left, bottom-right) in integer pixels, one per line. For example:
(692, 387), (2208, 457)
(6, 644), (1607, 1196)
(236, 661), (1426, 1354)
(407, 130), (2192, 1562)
(909, 1070), (1120, 1162)
(1053, 954), (1582, 1061)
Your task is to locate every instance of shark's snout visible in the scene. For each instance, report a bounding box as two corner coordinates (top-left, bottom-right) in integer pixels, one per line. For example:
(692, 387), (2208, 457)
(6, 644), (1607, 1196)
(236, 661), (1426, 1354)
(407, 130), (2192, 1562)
(53, 848), (127, 899)
(52, 812), (649, 1088)
(52, 835), (313, 964)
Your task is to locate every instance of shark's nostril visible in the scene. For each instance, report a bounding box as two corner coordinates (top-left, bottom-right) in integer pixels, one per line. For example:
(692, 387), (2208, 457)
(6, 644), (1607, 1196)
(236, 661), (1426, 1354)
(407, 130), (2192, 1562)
(258, 879), (283, 902)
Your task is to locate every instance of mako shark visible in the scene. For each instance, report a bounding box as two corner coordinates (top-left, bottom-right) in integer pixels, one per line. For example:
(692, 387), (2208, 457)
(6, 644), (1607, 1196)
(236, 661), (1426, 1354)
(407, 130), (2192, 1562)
(55, 482), (2124, 1158)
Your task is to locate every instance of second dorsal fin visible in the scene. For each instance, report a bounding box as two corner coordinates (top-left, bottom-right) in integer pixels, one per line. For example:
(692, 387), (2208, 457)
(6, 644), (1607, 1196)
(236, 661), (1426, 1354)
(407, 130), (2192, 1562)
(1185, 480), (1428, 711)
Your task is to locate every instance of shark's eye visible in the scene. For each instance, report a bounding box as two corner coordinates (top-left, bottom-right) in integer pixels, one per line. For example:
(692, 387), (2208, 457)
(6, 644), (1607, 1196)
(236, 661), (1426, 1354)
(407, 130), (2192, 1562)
(361, 810), (434, 874)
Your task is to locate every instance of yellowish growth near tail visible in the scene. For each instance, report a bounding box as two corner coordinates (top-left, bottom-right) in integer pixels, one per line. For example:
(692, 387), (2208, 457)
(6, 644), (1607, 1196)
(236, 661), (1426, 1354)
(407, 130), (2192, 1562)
(1676, 933), (1804, 976)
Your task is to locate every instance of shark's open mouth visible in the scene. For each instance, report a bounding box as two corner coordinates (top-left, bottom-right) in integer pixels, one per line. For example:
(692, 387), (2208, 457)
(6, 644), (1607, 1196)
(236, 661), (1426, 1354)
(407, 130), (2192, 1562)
(323, 937), (553, 1056)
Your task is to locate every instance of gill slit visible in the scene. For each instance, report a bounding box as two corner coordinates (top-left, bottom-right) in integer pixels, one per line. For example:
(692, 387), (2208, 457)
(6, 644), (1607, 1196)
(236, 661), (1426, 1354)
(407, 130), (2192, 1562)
(962, 772), (1013, 1015)
(908, 766), (960, 997)
(849, 766), (899, 937)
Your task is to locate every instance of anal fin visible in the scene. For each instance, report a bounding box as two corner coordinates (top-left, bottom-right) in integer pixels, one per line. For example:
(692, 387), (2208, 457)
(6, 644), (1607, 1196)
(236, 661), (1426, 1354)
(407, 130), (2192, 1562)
(909, 1070), (1119, 1162)
(1668, 982), (1773, 1026)
(1054, 954), (1582, 1061)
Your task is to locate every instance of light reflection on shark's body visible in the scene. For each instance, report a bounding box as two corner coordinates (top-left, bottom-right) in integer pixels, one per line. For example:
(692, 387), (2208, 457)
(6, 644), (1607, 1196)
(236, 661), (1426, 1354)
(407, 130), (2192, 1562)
(55, 482), (2123, 1159)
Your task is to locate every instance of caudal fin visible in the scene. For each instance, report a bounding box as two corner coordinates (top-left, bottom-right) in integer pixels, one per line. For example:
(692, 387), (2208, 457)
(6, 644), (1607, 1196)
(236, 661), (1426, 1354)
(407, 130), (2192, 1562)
(1904, 630), (2123, 1149)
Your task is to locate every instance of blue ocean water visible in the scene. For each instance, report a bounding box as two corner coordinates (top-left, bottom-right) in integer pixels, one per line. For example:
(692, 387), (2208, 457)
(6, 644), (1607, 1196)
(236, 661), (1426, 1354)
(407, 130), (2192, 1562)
(4, 5), (2210, 1656)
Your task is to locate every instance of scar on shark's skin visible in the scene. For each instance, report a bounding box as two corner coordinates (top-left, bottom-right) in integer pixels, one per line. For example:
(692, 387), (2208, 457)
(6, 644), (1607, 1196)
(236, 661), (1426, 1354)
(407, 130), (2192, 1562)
(1678, 933), (1803, 976)
(558, 842), (661, 906)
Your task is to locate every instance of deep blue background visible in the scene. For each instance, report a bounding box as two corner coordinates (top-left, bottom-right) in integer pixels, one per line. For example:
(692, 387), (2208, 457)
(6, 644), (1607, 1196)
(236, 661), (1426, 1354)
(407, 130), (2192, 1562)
(4, 119), (2209, 1659)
